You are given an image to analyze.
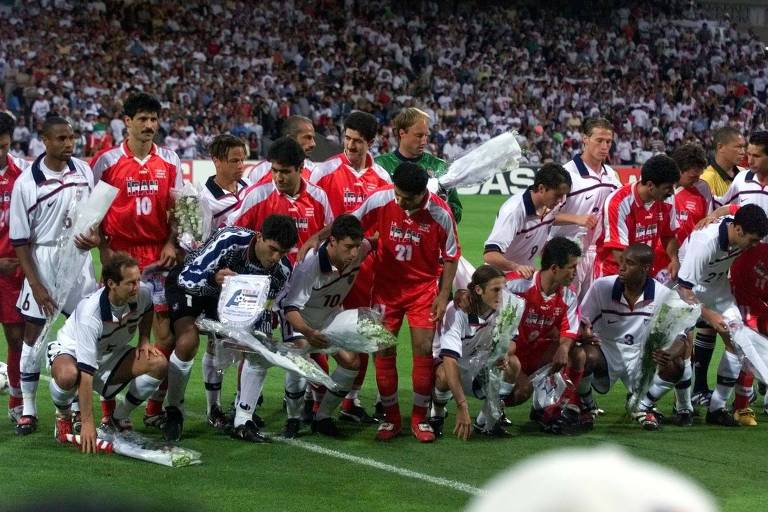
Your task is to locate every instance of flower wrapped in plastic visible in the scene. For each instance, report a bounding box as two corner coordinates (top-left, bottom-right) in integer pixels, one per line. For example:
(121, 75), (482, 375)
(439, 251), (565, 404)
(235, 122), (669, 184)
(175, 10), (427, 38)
(302, 308), (397, 354)
(217, 274), (272, 330)
(530, 364), (569, 412)
(63, 430), (202, 467)
(730, 320), (768, 384)
(628, 294), (700, 412)
(172, 182), (211, 252)
(433, 131), (522, 191)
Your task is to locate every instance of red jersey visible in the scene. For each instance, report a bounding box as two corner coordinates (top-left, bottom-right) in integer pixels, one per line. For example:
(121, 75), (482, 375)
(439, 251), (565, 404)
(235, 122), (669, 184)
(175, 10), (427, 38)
(247, 159), (314, 186)
(596, 183), (677, 277)
(90, 142), (182, 245)
(351, 188), (460, 302)
(655, 180), (713, 269)
(309, 152), (391, 215)
(227, 179), (333, 261)
(731, 243), (768, 330)
(0, 155), (26, 259)
(507, 272), (579, 345)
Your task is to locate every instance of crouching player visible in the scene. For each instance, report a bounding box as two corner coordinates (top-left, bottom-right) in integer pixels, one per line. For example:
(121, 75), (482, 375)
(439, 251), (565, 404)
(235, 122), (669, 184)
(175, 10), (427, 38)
(278, 214), (371, 437)
(579, 243), (690, 430)
(47, 253), (167, 452)
(430, 265), (518, 439)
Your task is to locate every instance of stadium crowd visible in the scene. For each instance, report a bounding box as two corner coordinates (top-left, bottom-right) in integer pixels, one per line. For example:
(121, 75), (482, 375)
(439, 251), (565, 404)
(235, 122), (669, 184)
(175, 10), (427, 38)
(1, 0), (768, 164)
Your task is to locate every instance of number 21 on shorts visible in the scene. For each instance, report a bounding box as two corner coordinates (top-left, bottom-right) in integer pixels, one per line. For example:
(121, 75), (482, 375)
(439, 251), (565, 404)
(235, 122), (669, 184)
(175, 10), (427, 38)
(395, 244), (412, 262)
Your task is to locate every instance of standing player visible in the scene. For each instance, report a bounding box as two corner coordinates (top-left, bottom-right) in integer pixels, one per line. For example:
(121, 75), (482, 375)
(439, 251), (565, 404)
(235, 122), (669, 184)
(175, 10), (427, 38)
(718, 131), (768, 214)
(374, 107), (463, 223)
(595, 155), (680, 280)
(677, 204), (768, 426)
(247, 116), (317, 185)
(483, 164), (572, 278)
(551, 118), (621, 299)
(701, 127), (746, 200)
(46, 253), (167, 452)
(10, 116), (99, 435)
(90, 92), (182, 426)
(0, 113), (27, 423)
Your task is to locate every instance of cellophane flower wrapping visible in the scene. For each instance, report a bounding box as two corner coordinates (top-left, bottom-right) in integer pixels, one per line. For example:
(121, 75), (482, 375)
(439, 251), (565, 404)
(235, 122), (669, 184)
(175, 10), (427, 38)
(438, 132), (522, 190)
(172, 182), (210, 252)
(97, 428), (202, 467)
(217, 274), (272, 330)
(530, 364), (569, 411)
(307, 308), (397, 354)
(730, 321), (768, 384)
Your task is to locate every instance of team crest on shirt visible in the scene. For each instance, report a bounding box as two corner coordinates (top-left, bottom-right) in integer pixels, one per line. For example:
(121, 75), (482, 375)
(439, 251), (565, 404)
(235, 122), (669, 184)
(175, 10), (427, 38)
(343, 188), (366, 209)
(295, 217), (309, 232)
(635, 224), (658, 241)
(126, 179), (159, 196)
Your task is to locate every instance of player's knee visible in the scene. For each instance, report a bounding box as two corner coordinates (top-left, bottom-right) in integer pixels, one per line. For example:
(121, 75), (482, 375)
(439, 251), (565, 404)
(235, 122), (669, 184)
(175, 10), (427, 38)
(569, 345), (586, 368)
(583, 346), (601, 374)
(659, 361), (684, 383)
(504, 355), (521, 381)
(338, 352), (360, 371)
(148, 355), (169, 378)
(434, 365), (449, 390)
(516, 378), (533, 402)
(54, 364), (79, 390)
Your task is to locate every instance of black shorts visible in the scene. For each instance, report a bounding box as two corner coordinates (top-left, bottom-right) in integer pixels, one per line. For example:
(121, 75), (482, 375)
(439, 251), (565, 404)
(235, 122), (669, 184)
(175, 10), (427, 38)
(165, 266), (219, 331)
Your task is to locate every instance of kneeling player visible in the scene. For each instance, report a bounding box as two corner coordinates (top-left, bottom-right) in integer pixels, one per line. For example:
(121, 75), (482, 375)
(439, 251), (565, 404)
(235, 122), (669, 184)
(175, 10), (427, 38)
(430, 265), (518, 439)
(580, 243), (690, 430)
(47, 253), (167, 452)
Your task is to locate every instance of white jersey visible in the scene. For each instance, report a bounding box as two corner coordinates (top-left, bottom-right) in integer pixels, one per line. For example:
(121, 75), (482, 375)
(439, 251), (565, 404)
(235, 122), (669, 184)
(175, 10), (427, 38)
(278, 239), (372, 329)
(716, 170), (768, 213)
(484, 189), (555, 267)
(432, 302), (495, 361)
(9, 155), (94, 247)
(199, 175), (251, 231)
(550, 154), (621, 247)
(678, 218), (741, 293)
(55, 284), (153, 375)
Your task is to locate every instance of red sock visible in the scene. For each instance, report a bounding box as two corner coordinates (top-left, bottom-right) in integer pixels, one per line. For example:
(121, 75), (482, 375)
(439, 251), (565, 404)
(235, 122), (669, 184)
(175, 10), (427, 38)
(375, 355), (400, 425)
(411, 355), (435, 425)
(734, 370), (754, 410)
(6, 343), (21, 395)
(342, 353), (369, 411)
(562, 367), (584, 406)
(310, 353), (328, 404)
(146, 345), (173, 415)
(101, 399), (116, 418)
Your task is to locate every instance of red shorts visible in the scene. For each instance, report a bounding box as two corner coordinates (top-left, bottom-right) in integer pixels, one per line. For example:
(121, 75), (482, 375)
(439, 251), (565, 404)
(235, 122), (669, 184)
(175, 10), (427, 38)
(110, 239), (165, 271)
(375, 281), (437, 333)
(0, 270), (23, 324)
(516, 337), (558, 376)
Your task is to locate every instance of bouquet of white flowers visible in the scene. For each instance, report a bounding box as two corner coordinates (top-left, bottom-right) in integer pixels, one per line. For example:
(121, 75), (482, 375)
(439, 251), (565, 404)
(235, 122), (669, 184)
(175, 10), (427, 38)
(437, 131), (522, 191)
(172, 182), (210, 252)
(730, 321), (768, 384)
(305, 308), (397, 354)
(64, 430), (202, 467)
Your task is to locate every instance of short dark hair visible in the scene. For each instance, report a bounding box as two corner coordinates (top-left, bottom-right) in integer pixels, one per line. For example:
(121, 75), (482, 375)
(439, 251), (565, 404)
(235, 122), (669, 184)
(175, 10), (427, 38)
(209, 134), (246, 161)
(624, 243), (654, 267)
(282, 116), (313, 139)
(671, 143), (707, 173)
(267, 136), (305, 169)
(330, 214), (363, 242)
(582, 117), (613, 136)
(41, 116), (71, 137)
(540, 237), (581, 269)
(392, 162), (429, 195)
(102, 252), (139, 285)
(713, 127), (742, 149)
(640, 154), (680, 186)
(344, 111), (378, 142)
(261, 214), (299, 250)
(533, 163), (572, 190)
(123, 92), (162, 118)
(749, 131), (768, 156)
(0, 112), (15, 138)
(734, 204), (768, 239)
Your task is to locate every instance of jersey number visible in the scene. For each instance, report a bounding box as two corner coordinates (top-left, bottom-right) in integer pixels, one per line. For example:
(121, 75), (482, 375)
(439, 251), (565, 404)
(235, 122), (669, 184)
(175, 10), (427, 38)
(529, 244), (539, 260)
(703, 271), (726, 283)
(322, 294), (341, 308)
(395, 244), (413, 262)
(622, 334), (635, 345)
(135, 197), (152, 216)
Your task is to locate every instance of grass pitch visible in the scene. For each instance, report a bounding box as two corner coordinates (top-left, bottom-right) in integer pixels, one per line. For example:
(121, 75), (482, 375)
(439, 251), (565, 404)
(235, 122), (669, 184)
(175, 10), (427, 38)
(1, 194), (766, 511)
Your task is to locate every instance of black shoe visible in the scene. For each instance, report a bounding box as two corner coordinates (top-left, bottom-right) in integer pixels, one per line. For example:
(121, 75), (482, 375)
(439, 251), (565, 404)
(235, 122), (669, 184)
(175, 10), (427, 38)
(758, 382), (767, 396)
(207, 404), (231, 431)
(339, 405), (379, 424)
(231, 420), (270, 443)
(301, 399), (315, 424)
(15, 415), (38, 436)
(257, 393), (264, 407)
(312, 417), (342, 437)
(705, 408), (740, 427)
(482, 422), (512, 438)
(282, 418), (302, 439)
(373, 401), (385, 421)
(71, 411), (82, 435)
(252, 413), (265, 429)
(671, 408), (694, 427)
(427, 416), (445, 437)
(498, 412), (512, 427)
(162, 406), (184, 442)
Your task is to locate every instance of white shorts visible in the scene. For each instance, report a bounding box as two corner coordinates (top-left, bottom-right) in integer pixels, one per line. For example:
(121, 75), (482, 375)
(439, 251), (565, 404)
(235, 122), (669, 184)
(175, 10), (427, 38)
(47, 336), (134, 399)
(593, 342), (643, 394)
(443, 357), (487, 400)
(573, 245), (596, 302)
(17, 246), (97, 323)
(696, 282), (741, 324)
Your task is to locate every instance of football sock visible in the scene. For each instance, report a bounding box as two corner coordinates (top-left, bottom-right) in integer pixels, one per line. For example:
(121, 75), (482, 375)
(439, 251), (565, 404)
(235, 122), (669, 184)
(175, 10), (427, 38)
(693, 331), (716, 392)
(639, 374), (674, 411)
(202, 351), (223, 413)
(146, 344), (173, 416)
(709, 351), (741, 412)
(101, 399), (116, 419)
(430, 388), (452, 418)
(563, 367), (584, 405)
(7, 343), (21, 400)
(411, 355), (434, 425)
(342, 353), (368, 410)
(316, 367), (357, 420)
(309, 353), (329, 408)
(114, 374), (163, 420)
(577, 375), (594, 408)
(20, 342), (40, 417)
(375, 354), (400, 425)
(285, 372), (307, 419)
(734, 370), (754, 410)
(674, 358), (693, 411)
(49, 379), (75, 414)
(71, 396), (80, 413)
(475, 410), (487, 427)
(166, 352), (194, 410)
(234, 358), (267, 428)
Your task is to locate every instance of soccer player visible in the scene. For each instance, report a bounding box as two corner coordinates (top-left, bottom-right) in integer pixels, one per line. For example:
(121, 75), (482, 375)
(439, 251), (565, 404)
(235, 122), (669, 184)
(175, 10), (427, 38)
(595, 154), (680, 280)
(718, 131), (768, 214)
(175, 215), (297, 443)
(483, 164), (572, 278)
(580, 243), (690, 430)
(247, 115), (317, 184)
(90, 92), (183, 426)
(701, 127), (746, 199)
(677, 204), (768, 426)
(430, 265), (517, 439)
(551, 117), (621, 299)
(10, 116), (99, 435)
(0, 113), (27, 424)
(47, 252), (167, 453)
(374, 107), (463, 223)
(278, 214), (373, 437)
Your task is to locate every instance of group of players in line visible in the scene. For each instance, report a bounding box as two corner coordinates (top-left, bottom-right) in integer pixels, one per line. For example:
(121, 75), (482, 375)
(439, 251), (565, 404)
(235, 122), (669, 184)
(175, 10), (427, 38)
(1, 93), (768, 452)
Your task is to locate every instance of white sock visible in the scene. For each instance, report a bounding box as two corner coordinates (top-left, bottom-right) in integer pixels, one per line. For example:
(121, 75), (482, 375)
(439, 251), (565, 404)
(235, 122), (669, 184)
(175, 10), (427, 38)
(114, 374), (163, 420)
(430, 388), (453, 418)
(709, 351), (741, 412)
(639, 374), (675, 411)
(235, 358), (267, 427)
(202, 351), (222, 413)
(20, 343), (40, 417)
(674, 358), (693, 411)
(316, 367), (357, 420)
(71, 397), (80, 413)
(166, 352), (194, 410)
(49, 379), (76, 414)
(476, 410), (486, 427)
(285, 372), (307, 419)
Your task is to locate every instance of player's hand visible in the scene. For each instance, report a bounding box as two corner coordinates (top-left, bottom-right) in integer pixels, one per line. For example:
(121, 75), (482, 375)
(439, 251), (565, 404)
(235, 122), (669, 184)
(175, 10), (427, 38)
(31, 283), (57, 317)
(214, 268), (238, 285)
(666, 258), (680, 280)
(651, 349), (673, 369)
(0, 257), (19, 274)
(704, 311), (730, 335)
(297, 236), (320, 263)
(135, 343), (160, 360)
(454, 403), (472, 441)
(550, 344), (570, 373)
(74, 227), (100, 251)
(514, 264), (535, 279)
(453, 289), (470, 312)
(431, 293), (449, 322)
(580, 333), (600, 346)
(695, 215), (718, 230)
(159, 241), (178, 268)
(580, 214), (599, 229)
(676, 287), (699, 306)
(307, 330), (330, 349)
(80, 420), (98, 454)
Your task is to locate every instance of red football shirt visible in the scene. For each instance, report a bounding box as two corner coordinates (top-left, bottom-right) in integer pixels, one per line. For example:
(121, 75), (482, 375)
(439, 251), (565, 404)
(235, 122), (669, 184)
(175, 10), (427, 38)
(507, 272), (579, 344)
(90, 142), (182, 245)
(655, 180), (712, 269)
(0, 155), (25, 259)
(247, 159), (313, 186)
(309, 152), (391, 216)
(731, 243), (768, 330)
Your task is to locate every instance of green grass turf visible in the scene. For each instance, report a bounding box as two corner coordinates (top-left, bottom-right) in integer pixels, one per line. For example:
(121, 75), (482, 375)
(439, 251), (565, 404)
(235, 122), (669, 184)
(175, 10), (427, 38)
(1, 194), (767, 511)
